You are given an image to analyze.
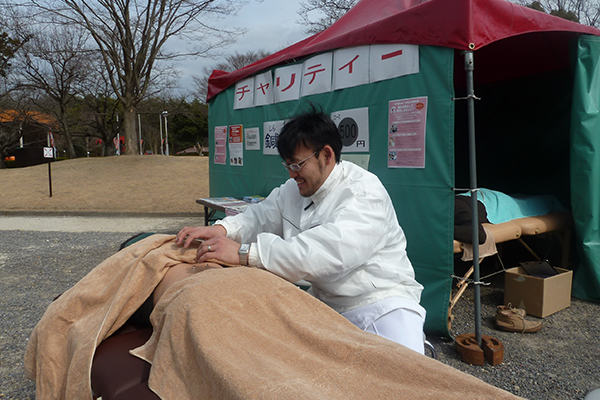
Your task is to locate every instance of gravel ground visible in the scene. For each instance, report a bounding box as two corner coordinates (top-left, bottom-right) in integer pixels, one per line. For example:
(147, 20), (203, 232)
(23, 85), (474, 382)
(1, 216), (599, 399)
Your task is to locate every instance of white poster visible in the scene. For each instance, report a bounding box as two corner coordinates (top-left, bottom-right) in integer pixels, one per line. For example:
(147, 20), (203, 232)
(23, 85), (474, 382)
(273, 64), (303, 103)
(228, 125), (243, 166)
(263, 120), (285, 155)
(245, 127), (260, 150)
(331, 107), (370, 153)
(369, 44), (419, 83)
(214, 126), (227, 165)
(233, 77), (255, 110)
(301, 52), (333, 97)
(254, 71), (274, 107)
(333, 46), (370, 91)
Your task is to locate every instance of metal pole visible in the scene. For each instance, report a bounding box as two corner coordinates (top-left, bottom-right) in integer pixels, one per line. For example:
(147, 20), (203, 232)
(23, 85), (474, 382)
(116, 115), (120, 156)
(464, 50), (482, 346)
(159, 114), (164, 155)
(138, 114), (143, 155)
(48, 162), (52, 198)
(163, 111), (169, 156)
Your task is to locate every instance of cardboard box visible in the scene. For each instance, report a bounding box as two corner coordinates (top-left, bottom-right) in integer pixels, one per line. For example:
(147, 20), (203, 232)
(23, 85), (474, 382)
(504, 266), (573, 317)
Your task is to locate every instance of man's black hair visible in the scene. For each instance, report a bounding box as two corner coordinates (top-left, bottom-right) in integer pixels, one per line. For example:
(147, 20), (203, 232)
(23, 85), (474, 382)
(277, 106), (342, 163)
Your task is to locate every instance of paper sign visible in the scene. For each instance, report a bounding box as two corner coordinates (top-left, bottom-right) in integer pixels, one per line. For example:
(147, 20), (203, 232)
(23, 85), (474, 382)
(214, 126), (227, 165)
(370, 44), (419, 83)
(228, 125), (243, 166)
(263, 120), (285, 155)
(301, 52), (333, 97)
(245, 127), (260, 150)
(233, 77), (255, 110)
(333, 46), (370, 91)
(331, 107), (369, 153)
(273, 64), (303, 103)
(254, 72), (274, 106)
(341, 154), (370, 170)
(388, 97), (428, 168)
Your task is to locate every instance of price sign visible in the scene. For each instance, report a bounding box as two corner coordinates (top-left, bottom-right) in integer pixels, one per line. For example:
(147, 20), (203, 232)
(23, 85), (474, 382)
(331, 108), (369, 152)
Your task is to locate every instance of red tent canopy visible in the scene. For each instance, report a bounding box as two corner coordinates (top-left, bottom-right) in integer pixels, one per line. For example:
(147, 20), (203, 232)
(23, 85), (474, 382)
(207, 0), (600, 101)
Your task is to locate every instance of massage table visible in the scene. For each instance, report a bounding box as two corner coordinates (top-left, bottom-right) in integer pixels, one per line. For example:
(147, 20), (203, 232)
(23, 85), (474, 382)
(448, 211), (572, 329)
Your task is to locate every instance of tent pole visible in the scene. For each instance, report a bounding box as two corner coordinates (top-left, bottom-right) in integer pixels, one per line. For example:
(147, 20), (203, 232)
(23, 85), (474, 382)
(464, 50), (482, 347)
(455, 52), (504, 365)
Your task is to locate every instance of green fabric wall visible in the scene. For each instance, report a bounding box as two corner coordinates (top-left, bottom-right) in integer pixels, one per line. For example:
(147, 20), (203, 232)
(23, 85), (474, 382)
(208, 45), (456, 335)
(570, 35), (600, 302)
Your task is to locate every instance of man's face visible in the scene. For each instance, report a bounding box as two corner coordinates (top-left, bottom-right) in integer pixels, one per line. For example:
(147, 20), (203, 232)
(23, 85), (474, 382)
(285, 144), (331, 197)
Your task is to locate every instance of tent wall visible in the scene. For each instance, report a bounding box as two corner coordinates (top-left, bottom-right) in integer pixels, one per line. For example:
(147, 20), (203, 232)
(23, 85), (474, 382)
(570, 35), (600, 302)
(208, 45), (456, 335)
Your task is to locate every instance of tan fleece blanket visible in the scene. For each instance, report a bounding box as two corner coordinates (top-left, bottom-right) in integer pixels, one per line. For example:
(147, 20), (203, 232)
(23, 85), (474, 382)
(135, 268), (521, 399)
(26, 234), (522, 400)
(24, 234), (195, 399)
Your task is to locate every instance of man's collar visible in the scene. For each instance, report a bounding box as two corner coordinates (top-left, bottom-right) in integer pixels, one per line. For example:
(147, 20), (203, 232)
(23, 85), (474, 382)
(310, 161), (344, 205)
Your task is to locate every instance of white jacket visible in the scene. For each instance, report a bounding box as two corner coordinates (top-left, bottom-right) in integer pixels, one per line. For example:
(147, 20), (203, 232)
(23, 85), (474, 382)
(217, 160), (423, 313)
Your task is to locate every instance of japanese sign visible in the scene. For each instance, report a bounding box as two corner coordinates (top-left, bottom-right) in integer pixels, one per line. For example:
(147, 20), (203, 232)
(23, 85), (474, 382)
(301, 52), (332, 97)
(263, 120), (285, 155)
(245, 127), (260, 150)
(388, 97), (428, 168)
(331, 107), (370, 153)
(369, 44), (419, 83)
(234, 77), (255, 110)
(274, 65), (303, 103)
(228, 125), (243, 166)
(232, 44), (420, 109)
(254, 72), (274, 107)
(333, 46), (370, 90)
(214, 126), (227, 165)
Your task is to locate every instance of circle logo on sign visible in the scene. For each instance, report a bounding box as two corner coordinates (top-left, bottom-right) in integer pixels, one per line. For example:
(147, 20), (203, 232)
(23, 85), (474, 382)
(339, 117), (359, 147)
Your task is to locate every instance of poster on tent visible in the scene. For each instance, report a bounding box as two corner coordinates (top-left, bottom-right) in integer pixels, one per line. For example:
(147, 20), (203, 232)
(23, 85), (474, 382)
(331, 107), (369, 153)
(245, 127), (260, 150)
(228, 124), (243, 166)
(263, 120), (285, 155)
(214, 126), (227, 165)
(388, 96), (428, 168)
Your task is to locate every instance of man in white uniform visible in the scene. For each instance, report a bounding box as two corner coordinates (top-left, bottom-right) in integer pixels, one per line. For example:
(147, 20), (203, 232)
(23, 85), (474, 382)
(177, 109), (426, 353)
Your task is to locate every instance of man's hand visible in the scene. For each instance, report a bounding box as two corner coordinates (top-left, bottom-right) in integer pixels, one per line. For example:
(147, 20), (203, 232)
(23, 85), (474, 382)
(176, 225), (227, 248)
(196, 236), (242, 265)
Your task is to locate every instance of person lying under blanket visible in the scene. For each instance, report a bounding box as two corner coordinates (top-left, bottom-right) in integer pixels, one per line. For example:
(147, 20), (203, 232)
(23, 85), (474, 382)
(454, 189), (566, 244)
(24, 234), (522, 400)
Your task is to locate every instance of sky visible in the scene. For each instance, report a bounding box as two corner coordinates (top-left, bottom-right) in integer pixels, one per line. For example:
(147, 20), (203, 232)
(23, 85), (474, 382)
(174, 0), (309, 96)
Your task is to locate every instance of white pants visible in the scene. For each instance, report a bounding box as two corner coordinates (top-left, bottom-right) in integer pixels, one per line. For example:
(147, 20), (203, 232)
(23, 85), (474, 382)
(364, 307), (425, 354)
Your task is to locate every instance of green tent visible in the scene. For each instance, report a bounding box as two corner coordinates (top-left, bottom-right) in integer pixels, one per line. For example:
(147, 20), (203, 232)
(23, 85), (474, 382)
(205, 0), (600, 335)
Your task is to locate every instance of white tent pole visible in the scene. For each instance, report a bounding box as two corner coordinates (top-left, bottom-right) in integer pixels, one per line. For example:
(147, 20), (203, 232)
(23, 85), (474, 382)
(464, 50), (482, 347)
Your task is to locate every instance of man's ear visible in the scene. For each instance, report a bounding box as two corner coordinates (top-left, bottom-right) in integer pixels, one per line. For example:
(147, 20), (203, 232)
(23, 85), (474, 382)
(322, 145), (335, 164)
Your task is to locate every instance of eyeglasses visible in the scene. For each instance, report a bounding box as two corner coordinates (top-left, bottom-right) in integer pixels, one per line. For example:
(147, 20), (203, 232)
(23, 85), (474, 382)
(281, 150), (318, 172)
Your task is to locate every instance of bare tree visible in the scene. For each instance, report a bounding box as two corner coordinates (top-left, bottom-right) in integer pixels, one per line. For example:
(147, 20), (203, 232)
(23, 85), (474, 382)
(28, 0), (249, 155)
(512, 0), (600, 27)
(192, 49), (271, 101)
(75, 60), (123, 157)
(296, 0), (357, 35)
(14, 23), (90, 159)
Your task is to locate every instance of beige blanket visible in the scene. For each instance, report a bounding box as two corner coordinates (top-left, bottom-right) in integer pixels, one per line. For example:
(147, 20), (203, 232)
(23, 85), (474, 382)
(24, 234), (195, 399)
(26, 235), (522, 400)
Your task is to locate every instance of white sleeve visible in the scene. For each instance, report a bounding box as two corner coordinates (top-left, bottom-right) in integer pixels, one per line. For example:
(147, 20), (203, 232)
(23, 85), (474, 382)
(255, 192), (394, 284)
(215, 186), (285, 244)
